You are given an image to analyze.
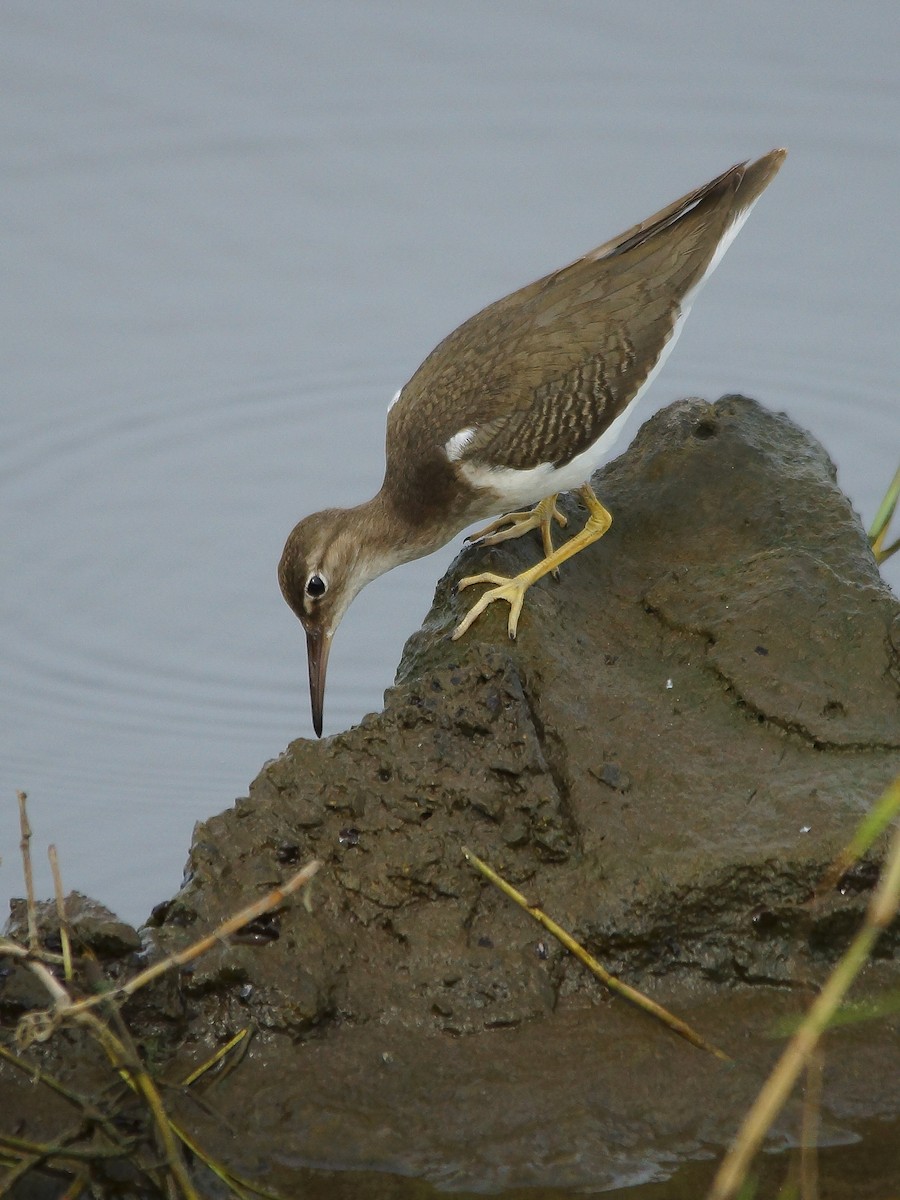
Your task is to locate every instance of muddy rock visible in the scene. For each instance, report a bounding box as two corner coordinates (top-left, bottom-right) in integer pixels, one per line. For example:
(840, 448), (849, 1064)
(153, 395), (899, 1030)
(3, 395), (899, 1195)
(143, 396), (900, 1189)
(6, 893), (142, 961)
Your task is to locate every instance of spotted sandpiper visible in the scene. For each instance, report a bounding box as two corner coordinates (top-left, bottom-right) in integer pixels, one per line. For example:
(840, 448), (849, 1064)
(280, 149), (786, 736)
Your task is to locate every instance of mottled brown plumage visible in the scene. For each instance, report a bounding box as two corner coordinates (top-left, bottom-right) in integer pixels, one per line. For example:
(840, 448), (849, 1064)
(280, 149), (786, 736)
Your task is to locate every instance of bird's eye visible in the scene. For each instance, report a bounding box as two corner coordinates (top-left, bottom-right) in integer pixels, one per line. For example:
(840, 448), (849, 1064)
(305, 573), (327, 599)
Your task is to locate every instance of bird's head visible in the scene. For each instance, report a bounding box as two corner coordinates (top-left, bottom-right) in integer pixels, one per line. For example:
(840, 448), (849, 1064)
(278, 507), (376, 738)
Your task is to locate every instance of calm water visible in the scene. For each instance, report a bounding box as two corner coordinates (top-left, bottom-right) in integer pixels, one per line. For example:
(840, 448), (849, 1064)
(2, 2), (899, 923)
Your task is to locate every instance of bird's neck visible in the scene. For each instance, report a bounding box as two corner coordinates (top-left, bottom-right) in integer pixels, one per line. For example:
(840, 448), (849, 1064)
(343, 489), (444, 585)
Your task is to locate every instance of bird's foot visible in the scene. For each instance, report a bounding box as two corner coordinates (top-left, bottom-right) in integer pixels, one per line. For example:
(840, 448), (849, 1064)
(452, 571), (531, 640)
(451, 483), (613, 642)
(466, 494), (567, 554)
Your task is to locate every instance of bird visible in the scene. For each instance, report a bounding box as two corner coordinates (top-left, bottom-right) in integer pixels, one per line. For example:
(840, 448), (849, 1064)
(279, 148), (786, 737)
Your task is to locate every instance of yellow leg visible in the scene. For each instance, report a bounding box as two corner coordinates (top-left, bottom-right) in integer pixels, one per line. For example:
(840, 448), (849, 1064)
(452, 483), (612, 641)
(466, 493), (568, 559)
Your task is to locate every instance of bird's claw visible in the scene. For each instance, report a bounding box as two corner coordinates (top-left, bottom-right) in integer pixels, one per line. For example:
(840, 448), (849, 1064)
(452, 572), (527, 640)
(466, 498), (567, 548)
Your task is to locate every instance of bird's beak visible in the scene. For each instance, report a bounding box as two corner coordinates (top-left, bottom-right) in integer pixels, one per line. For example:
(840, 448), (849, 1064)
(305, 627), (332, 738)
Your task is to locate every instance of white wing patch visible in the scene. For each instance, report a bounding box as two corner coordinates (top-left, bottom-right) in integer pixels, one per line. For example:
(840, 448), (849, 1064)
(387, 387), (402, 412)
(445, 427), (477, 462)
(697, 201), (756, 289)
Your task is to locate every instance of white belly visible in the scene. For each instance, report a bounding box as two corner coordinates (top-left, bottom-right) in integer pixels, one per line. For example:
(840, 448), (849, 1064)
(454, 296), (690, 510)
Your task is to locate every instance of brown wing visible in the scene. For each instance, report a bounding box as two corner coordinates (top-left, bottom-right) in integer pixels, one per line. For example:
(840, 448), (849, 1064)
(386, 150), (784, 477)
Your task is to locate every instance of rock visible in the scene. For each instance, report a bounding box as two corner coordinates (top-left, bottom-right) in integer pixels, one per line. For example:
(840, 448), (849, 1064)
(154, 396), (898, 1025)
(4, 396), (899, 1195)
(5, 892), (142, 960)
(140, 395), (899, 1188)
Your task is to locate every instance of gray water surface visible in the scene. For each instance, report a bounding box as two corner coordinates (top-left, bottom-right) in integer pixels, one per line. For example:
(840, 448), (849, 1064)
(2, 2), (899, 923)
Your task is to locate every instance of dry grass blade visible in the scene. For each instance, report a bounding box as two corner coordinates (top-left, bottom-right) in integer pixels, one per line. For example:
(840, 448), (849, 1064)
(16, 791), (38, 951)
(59, 1173), (88, 1199)
(166, 1120), (284, 1200)
(181, 1027), (250, 1088)
(61, 858), (321, 1018)
(7, 967), (202, 1199)
(462, 847), (730, 1061)
(3, 798), (321, 1199)
(707, 816), (900, 1200)
(0, 1132), (129, 1163)
(0, 1128), (129, 1199)
(0, 1149), (42, 1197)
(48, 844), (74, 983)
